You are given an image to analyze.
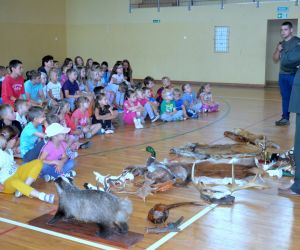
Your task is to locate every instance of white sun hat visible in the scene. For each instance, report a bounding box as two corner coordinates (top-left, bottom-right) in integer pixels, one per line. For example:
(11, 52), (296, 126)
(45, 123), (70, 137)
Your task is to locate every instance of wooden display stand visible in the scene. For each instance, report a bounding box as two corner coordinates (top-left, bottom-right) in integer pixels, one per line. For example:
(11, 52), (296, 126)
(28, 214), (144, 249)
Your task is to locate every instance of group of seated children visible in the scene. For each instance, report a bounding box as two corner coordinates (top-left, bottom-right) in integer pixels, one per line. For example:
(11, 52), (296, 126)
(0, 56), (219, 203)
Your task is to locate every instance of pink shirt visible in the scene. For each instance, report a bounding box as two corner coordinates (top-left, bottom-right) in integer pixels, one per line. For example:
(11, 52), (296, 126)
(41, 141), (67, 160)
(71, 109), (89, 127)
(137, 98), (148, 106)
(124, 100), (142, 113)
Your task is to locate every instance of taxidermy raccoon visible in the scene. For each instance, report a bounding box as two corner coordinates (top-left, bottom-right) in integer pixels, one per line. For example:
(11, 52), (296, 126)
(48, 177), (133, 238)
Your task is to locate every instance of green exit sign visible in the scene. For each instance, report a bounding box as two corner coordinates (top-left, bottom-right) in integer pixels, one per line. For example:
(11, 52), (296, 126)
(153, 19), (160, 24)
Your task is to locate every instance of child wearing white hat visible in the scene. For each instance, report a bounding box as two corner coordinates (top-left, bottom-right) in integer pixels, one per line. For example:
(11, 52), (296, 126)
(39, 123), (76, 181)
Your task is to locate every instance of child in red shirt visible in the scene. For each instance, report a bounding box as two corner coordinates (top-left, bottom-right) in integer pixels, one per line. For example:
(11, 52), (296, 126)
(1, 60), (25, 108)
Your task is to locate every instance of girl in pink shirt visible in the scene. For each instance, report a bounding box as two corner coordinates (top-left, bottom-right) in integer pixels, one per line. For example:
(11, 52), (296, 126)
(39, 123), (76, 182)
(71, 96), (102, 138)
(123, 90), (144, 129)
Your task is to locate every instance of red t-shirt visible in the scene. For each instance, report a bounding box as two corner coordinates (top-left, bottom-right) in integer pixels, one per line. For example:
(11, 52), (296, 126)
(1, 75), (25, 107)
(64, 113), (76, 132)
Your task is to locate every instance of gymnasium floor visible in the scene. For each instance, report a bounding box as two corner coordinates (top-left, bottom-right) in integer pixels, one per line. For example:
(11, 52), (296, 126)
(1, 86), (299, 250)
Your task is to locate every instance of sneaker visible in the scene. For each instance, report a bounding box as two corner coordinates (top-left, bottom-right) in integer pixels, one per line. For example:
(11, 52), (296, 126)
(137, 118), (144, 129)
(44, 175), (55, 182)
(133, 118), (140, 129)
(66, 148), (78, 159)
(15, 190), (23, 198)
(105, 129), (114, 134)
(151, 115), (160, 123)
(65, 170), (77, 178)
(79, 141), (92, 149)
(38, 192), (55, 204)
(97, 128), (106, 135)
(44, 175), (51, 182)
(275, 118), (290, 126)
(85, 132), (93, 139)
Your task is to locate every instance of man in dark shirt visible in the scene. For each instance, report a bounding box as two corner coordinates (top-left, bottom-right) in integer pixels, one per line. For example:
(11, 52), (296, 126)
(273, 21), (300, 126)
(278, 42), (300, 196)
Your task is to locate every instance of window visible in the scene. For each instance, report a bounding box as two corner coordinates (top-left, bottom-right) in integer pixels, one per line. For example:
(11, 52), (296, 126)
(214, 26), (230, 53)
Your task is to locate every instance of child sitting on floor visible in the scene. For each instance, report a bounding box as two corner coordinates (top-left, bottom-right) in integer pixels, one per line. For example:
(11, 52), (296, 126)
(0, 135), (54, 203)
(15, 99), (29, 129)
(92, 93), (117, 134)
(39, 123), (76, 182)
(144, 86), (159, 117)
(0, 104), (23, 136)
(181, 83), (202, 118)
(156, 76), (173, 104)
(136, 88), (159, 122)
(160, 89), (183, 122)
(47, 68), (63, 105)
(62, 68), (82, 111)
(20, 106), (46, 163)
(123, 90), (144, 129)
(24, 70), (45, 107)
(197, 83), (219, 112)
(71, 96), (103, 138)
(173, 88), (188, 120)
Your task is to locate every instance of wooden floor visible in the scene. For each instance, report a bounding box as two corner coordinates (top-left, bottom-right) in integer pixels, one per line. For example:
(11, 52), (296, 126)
(1, 86), (299, 250)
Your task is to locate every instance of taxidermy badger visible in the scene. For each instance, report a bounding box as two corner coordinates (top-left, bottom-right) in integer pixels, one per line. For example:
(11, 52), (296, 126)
(48, 177), (133, 238)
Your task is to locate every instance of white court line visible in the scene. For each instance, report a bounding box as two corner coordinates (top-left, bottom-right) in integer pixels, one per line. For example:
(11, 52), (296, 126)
(0, 217), (118, 250)
(146, 204), (218, 250)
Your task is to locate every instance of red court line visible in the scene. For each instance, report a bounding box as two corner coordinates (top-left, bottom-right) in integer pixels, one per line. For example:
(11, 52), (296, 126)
(0, 226), (18, 236)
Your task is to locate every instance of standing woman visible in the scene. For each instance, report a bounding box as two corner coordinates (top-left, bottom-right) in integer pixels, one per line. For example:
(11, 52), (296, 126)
(278, 42), (300, 196)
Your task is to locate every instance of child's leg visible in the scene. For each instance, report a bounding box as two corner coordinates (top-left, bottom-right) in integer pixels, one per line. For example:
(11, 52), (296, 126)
(40, 163), (61, 179)
(143, 102), (155, 120)
(3, 160), (43, 196)
(161, 113), (172, 122)
(61, 159), (76, 175)
(123, 112), (137, 125)
(193, 103), (203, 113)
(210, 103), (219, 112)
(104, 120), (112, 129)
(22, 140), (46, 163)
(90, 123), (102, 136)
(172, 110), (184, 121)
(66, 97), (76, 112)
(150, 101), (159, 115)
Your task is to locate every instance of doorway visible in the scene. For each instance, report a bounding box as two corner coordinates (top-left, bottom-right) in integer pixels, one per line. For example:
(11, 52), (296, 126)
(265, 19), (298, 86)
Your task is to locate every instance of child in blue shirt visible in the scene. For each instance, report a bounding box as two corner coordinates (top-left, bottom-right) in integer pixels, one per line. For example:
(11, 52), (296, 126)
(181, 83), (201, 118)
(24, 70), (45, 106)
(160, 89), (183, 122)
(20, 106), (46, 163)
(173, 88), (188, 120)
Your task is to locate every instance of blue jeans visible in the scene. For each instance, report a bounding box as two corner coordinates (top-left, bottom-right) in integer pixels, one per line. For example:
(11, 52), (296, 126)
(40, 159), (76, 178)
(161, 110), (183, 122)
(23, 140), (46, 164)
(279, 73), (295, 120)
(143, 102), (155, 120)
(66, 97), (76, 112)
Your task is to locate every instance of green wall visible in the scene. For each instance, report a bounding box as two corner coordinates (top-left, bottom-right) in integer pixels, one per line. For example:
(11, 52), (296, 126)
(0, 0), (66, 71)
(66, 0), (300, 85)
